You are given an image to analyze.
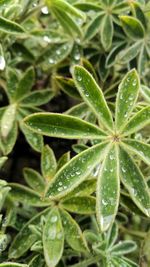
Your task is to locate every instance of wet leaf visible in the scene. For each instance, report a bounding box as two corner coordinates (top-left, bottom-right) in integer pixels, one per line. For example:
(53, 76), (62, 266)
(115, 69), (140, 131)
(45, 142), (108, 199)
(41, 145), (57, 181)
(101, 15), (113, 51)
(43, 207), (64, 267)
(60, 208), (88, 252)
(96, 144), (120, 232)
(119, 15), (145, 40)
(110, 240), (137, 255)
(119, 147), (150, 217)
(23, 168), (45, 193)
(24, 113), (107, 139)
(0, 16), (25, 34)
(61, 196), (96, 214)
(72, 65), (113, 132)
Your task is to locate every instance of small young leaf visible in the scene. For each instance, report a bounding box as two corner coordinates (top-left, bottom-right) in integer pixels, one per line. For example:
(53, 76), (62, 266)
(119, 15), (145, 40)
(96, 144), (120, 232)
(41, 145), (57, 181)
(23, 168), (45, 193)
(0, 263), (28, 267)
(122, 139), (150, 165)
(84, 13), (103, 41)
(0, 16), (25, 34)
(9, 208), (51, 258)
(106, 222), (118, 248)
(24, 113), (107, 139)
(6, 68), (19, 101)
(122, 106), (150, 135)
(119, 147), (150, 217)
(57, 151), (70, 170)
(61, 196), (96, 214)
(45, 142), (108, 199)
(101, 15), (113, 51)
(14, 67), (35, 101)
(110, 240), (137, 255)
(43, 207), (64, 267)
(72, 65), (114, 132)
(115, 69), (140, 131)
(60, 208), (88, 252)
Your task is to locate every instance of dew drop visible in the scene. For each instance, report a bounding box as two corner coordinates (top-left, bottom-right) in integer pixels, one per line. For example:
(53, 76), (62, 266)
(41, 6), (49, 14)
(121, 167), (126, 173)
(51, 216), (58, 223)
(0, 56), (6, 70)
(77, 75), (82, 81)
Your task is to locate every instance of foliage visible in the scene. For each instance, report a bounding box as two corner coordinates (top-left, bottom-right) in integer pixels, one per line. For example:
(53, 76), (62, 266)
(0, 0), (150, 266)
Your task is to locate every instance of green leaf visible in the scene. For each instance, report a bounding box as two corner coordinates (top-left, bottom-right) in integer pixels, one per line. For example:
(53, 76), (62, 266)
(20, 89), (54, 106)
(106, 42), (126, 68)
(1, 104), (17, 138)
(0, 263), (28, 267)
(106, 222), (118, 248)
(119, 147), (150, 217)
(121, 139), (150, 165)
(57, 151), (70, 170)
(0, 119), (18, 155)
(46, 0), (85, 20)
(52, 8), (82, 37)
(0, 16), (25, 34)
(14, 67), (35, 101)
(65, 103), (89, 118)
(24, 113), (107, 139)
(96, 144), (120, 232)
(45, 142), (108, 199)
(0, 156), (7, 168)
(84, 13), (103, 41)
(122, 106), (150, 135)
(29, 255), (44, 267)
(101, 15), (113, 51)
(38, 42), (73, 69)
(60, 208), (88, 252)
(43, 207), (64, 267)
(119, 15), (145, 40)
(23, 168), (45, 193)
(20, 122), (43, 153)
(117, 41), (142, 64)
(61, 196), (96, 214)
(6, 68), (19, 101)
(41, 145), (57, 181)
(9, 208), (51, 258)
(65, 179), (96, 199)
(115, 69), (140, 131)
(72, 65), (114, 132)
(141, 85), (150, 102)
(56, 76), (81, 100)
(9, 183), (50, 207)
(110, 240), (137, 255)
(131, 2), (147, 29)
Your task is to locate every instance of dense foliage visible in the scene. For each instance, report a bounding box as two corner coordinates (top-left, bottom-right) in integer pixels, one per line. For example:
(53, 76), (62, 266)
(0, 0), (150, 266)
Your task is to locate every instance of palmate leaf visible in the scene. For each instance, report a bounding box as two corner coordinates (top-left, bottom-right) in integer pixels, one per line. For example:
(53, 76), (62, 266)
(9, 208), (51, 258)
(119, 147), (150, 217)
(96, 144), (120, 232)
(24, 113), (107, 139)
(72, 65), (114, 132)
(115, 69), (140, 131)
(43, 207), (64, 267)
(122, 106), (150, 135)
(60, 208), (88, 252)
(45, 142), (108, 199)
(121, 139), (150, 165)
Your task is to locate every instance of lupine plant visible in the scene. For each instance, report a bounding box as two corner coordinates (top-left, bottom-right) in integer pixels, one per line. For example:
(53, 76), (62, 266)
(0, 0), (150, 267)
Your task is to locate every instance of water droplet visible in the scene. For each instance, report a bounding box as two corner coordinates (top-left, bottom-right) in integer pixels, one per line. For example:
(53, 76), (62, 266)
(41, 6), (49, 14)
(51, 216), (58, 223)
(132, 79), (137, 86)
(57, 232), (63, 239)
(58, 187), (63, 192)
(56, 49), (61, 55)
(0, 56), (6, 70)
(43, 35), (51, 43)
(121, 167), (126, 173)
(58, 182), (62, 186)
(74, 53), (80, 61)
(76, 171), (81, 175)
(77, 75), (82, 81)
(102, 199), (108, 206)
(49, 58), (55, 64)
